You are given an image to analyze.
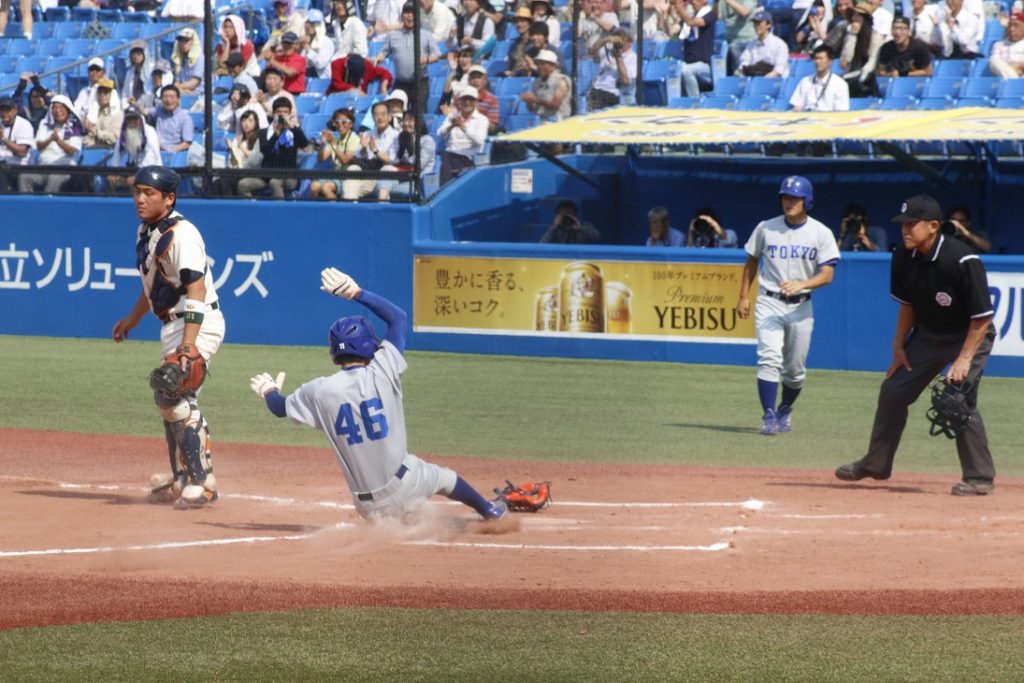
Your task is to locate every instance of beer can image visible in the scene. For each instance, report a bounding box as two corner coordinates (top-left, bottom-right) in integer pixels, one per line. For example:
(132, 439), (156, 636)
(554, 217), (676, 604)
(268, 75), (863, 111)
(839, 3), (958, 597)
(605, 281), (632, 334)
(534, 285), (559, 332)
(558, 261), (605, 333)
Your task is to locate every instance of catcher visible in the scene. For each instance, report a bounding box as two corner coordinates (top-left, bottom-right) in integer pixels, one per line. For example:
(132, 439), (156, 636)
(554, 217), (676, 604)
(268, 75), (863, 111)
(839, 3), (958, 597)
(835, 194), (996, 496)
(112, 166), (226, 507)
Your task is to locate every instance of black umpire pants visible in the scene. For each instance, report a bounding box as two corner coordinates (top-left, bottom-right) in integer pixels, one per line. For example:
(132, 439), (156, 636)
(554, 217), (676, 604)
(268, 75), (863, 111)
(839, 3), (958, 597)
(861, 323), (996, 483)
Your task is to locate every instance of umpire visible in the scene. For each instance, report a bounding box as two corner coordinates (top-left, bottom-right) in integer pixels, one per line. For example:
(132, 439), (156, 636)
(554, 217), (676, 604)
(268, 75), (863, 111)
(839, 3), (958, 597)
(835, 194), (997, 495)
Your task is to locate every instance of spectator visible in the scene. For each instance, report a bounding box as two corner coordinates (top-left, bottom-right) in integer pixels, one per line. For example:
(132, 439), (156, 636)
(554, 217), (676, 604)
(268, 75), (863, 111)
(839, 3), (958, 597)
(482, 0), (513, 43)
(133, 60), (174, 119)
(790, 45), (850, 110)
(738, 10), (790, 77)
(522, 21), (559, 77)
(121, 42), (155, 108)
(107, 106), (162, 191)
(944, 205), (991, 253)
(161, 0), (204, 21)
(438, 46), (476, 112)
(794, 0), (832, 55)
(521, 49), (572, 121)
(238, 97), (309, 198)
(378, 111), (438, 197)
(301, 10), (335, 79)
(810, 0), (854, 57)
(224, 52), (260, 96)
(10, 74), (51, 132)
(645, 206), (685, 246)
(790, 0), (816, 49)
(368, 0), (407, 36)
(587, 28), (637, 110)
(466, 65), (501, 133)
(452, 0), (496, 51)
(217, 83), (269, 137)
(688, 207), (738, 247)
(837, 204), (889, 252)
(718, 0), (758, 74)
(327, 0), (370, 58)
(530, 0), (562, 46)
(328, 53), (395, 95)
(437, 86), (488, 184)
(990, 13), (1024, 79)
(505, 7), (536, 75)
(877, 16), (934, 78)
(83, 79), (124, 150)
(264, 32), (308, 95)
(265, 0), (307, 53)
(841, 3), (883, 97)
(172, 27), (205, 98)
(0, 0), (32, 39)
(75, 59), (122, 121)
(540, 200), (601, 243)
(256, 68), (297, 116)
(343, 101), (400, 200)
(152, 85), (194, 153)
(677, 0), (716, 97)
(421, 0), (456, 43)
(0, 95), (34, 193)
(866, 0), (893, 41)
(216, 15), (260, 78)
(385, 90), (409, 128)
(377, 2), (442, 113)
(218, 109), (264, 196)
(579, 0), (620, 52)
(311, 108), (361, 200)
(938, 0), (981, 58)
(909, 0), (942, 56)
(18, 96), (83, 195)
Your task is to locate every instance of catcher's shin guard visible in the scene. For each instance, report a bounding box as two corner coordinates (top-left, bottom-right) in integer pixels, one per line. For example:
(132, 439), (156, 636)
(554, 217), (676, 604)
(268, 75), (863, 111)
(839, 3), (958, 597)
(168, 405), (214, 485)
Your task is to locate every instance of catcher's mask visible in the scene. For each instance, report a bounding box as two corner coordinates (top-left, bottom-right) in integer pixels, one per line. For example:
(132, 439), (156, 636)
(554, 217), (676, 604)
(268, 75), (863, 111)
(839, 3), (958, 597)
(329, 315), (380, 364)
(925, 376), (973, 439)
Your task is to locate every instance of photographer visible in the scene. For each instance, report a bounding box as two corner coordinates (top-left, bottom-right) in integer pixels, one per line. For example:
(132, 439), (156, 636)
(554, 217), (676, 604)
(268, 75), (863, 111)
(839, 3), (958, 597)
(238, 97), (309, 199)
(687, 207), (738, 248)
(837, 204), (888, 252)
(310, 108), (360, 201)
(943, 206), (991, 254)
(587, 28), (637, 111)
(540, 200), (601, 244)
(645, 206), (685, 247)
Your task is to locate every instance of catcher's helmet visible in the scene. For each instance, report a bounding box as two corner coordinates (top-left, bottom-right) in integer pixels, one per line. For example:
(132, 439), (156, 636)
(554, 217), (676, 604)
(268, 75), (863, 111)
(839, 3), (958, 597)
(329, 316), (380, 363)
(779, 175), (814, 210)
(134, 165), (180, 193)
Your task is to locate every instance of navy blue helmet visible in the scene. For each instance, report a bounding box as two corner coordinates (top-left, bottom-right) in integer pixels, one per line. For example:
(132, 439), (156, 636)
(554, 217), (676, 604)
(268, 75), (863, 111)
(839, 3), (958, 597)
(329, 316), (380, 363)
(134, 165), (180, 193)
(778, 175), (813, 210)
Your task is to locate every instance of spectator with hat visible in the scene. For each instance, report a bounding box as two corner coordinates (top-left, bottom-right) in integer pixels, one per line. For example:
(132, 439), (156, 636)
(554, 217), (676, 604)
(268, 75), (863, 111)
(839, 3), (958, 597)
(264, 31), (308, 94)
(385, 90), (409, 127)
(172, 27), (205, 97)
(520, 49), (571, 121)
(216, 14), (260, 78)
(108, 106), (162, 191)
(327, 53), (395, 94)
(990, 13), (1024, 78)
(421, 0), (456, 42)
(588, 27), (637, 110)
(437, 85), (489, 185)
(152, 85), (194, 153)
(84, 79), (124, 150)
(530, 0), (562, 46)
(840, 1), (884, 97)
(217, 83), (269, 137)
(75, 58), (122, 121)
(266, 0), (307, 52)
(0, 95), (34, 192)
(465, 65), (500, 133)
(122, 42), (155, 108)
(327, 0), (370, 58)
(132, 60), (174, 119)
(737, 9), (790, 77)
(301, 10), (335, 79)
(677, 0), (717, 97)
(18, 96), (83, 195)
(877, 15), (934, 78)
(256, 67), (297, 116)
(224, 52), (261, 97)
(505, 6), (536, 76)
(377, 2), (441, 113)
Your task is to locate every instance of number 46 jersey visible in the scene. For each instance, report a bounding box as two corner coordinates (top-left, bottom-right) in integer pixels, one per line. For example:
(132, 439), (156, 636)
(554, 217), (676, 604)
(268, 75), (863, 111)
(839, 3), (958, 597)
(285, 341), (408, 494)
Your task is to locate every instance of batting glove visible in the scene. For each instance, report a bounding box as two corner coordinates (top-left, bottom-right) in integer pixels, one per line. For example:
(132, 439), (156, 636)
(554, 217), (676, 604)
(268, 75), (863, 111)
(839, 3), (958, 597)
(321, 267), (360, 300)
(250, 371), (286, 398)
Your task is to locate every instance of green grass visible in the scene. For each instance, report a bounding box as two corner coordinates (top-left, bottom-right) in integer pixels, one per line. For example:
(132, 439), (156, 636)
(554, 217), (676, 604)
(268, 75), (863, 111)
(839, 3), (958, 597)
(3, 334), (1023, 681)
(2, 609), (1024, 682)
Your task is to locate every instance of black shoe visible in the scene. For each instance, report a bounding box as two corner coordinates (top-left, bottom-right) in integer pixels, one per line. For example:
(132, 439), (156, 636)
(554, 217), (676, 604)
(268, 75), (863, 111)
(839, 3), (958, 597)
(950, 480), (994, 496)
(835, 461), (889, 482)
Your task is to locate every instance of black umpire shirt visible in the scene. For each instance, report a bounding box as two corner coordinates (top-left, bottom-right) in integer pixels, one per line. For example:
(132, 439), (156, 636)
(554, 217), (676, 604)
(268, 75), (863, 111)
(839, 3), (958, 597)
(891, 234), (993, 336)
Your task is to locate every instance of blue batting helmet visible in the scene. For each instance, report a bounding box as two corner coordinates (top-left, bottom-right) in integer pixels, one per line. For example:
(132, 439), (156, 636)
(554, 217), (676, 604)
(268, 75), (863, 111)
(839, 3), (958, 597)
(134, 165), (180, 193)
(778, 175), (813, 210)
(329, 316), (380, 363)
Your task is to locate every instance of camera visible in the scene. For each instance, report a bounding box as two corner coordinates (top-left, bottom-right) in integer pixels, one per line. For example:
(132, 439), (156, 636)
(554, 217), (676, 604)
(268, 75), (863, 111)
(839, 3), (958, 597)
(940, 220), (958, 236)
(844, 217), (865, 234)
(693, 217), (713, 235)
(276, 115), (288, 127)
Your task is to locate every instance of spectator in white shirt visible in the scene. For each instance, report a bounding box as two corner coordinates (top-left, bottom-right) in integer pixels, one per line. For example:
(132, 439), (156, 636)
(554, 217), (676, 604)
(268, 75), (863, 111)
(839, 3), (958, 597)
(18, 95), (83, 194)
(217, 83), (269, 137)
(938, 0), (982, 58)
(909, 0), (942, 55)
(369, 0), (408, 36)
(738, 10), (790, 77)
(0, 95), (34, 192)
(301, 10), (335, 79)
(451, 0), (496, 51)
(343, 101), (401, 200)
(866, 0), (892, 41)
(74, 58), (122, 121)
(990, 12), (1024, 78)
(790, 45), (851, 110)
(579, 0), (620, 51)
(437, 85), (489, 185)
(587, 28), (637, 109)
(421, 0), (456, 43)
(329, 0), (370, 57)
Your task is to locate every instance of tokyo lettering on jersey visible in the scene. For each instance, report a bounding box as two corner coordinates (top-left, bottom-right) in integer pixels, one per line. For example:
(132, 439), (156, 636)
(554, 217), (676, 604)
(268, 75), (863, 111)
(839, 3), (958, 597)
(743, 215), (841, 293)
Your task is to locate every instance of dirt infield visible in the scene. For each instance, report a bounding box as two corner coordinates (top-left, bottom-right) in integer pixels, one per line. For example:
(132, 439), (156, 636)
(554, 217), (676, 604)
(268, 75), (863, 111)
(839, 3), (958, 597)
(2, 427), (1023, 630)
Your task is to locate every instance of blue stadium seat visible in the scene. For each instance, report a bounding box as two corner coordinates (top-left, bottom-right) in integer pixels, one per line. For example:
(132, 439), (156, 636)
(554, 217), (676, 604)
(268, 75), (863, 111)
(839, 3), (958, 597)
(960, 77), (1000, 102)
(302, 112), (331, 139)
(699, 95), (736, 109)
(17, 55), (48, 74)
(917, 98), (953, 110)
(35, 38), (62, 57)
(922, 77), (964, 101)
(663, 40), (684, 61)
(113, 23), (144, 41)
(885, 77), (928, 99)
(485, 60), (506, 78)
(2, 21), (22, 37)
(71, 7), (97, 22)
(63, 38), (95, 58)
(31, 22), (55, 39)
(736, 97), (773, 111)
(190, 111), (206, 132)
(790, 58), (815, 80)
(879, 97), (918, 110)
(667, 96), (699, 108)
(5, 39), (34, 56)
(305, 77), (331, 94)
(321, 91), (359, 112)
(908, 140), (947, 156)
(490, 40), (512, 62)
(933, 59), (972, 78)
(45, 55), (80, 73)
(711, 75), (746, 99)
(744, 77), (782, 100)
(955, 97), (993, 108)
(994, 98), (1024, 108)
(123, 12), (154, 23)
(81, 148), (113, 166)
(53, 22), (86, 40)
(997, 79), (1024, 100)
(44, 6), (71, 21)
(0, 55), (17, 74)
(96, 9), (123, 22)
(179, 94), (198, 110)
(295, 95), (321, 115)
(496, 77), (532, 97)
(429, 60), (451, 78)
(969, 59), (992, 78)
(847, 97), (879, 110)
(642, 41), (666, 60)
(505, 114), (540, 131)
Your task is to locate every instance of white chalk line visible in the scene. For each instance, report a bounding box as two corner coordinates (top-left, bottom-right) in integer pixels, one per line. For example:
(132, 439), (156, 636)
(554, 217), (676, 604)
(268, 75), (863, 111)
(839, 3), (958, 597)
(406, 540), (731, 552)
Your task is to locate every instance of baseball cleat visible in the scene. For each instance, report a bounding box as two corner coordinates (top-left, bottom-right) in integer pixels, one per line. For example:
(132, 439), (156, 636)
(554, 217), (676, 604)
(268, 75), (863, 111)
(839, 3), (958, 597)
(483, 499), (508, 521)
(776, 406), (792, 433)
(176, 483), (219, 508)
(834, 460), (890, 482)
(760, 409), (778, 436)
(950, 480), (994, 496)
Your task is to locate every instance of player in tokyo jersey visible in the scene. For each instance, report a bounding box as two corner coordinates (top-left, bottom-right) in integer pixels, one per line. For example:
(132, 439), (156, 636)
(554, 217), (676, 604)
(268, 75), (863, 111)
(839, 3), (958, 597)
(735, 176), (841, 435)
(249, 267), (507, 522)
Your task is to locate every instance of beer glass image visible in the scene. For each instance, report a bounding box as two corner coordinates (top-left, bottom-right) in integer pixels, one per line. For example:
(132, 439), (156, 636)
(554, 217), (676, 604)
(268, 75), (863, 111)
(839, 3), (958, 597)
(605, 281), (632, 334)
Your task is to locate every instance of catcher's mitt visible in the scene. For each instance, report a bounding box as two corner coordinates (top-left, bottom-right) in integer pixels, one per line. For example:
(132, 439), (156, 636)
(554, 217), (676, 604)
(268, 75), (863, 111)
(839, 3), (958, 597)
(149, 344), (207, 399)
(494, 480), (552, 513)
(926, 376), (973, 439)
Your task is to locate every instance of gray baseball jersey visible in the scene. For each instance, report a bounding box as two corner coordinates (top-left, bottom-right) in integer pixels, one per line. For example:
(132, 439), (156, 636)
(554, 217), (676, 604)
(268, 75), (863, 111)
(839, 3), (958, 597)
(285, 341), (409, 494)
(744, 215), (841, 293)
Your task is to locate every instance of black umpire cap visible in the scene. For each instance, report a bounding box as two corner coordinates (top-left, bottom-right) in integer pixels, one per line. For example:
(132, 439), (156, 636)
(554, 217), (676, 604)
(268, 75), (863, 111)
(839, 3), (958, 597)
(134, 166), (181, 193)
(891, 194), (943, 223)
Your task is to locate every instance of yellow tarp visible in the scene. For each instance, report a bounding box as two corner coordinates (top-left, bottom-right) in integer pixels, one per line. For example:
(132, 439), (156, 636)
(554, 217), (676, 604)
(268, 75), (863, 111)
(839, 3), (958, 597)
(500, 106), (1024, 145)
